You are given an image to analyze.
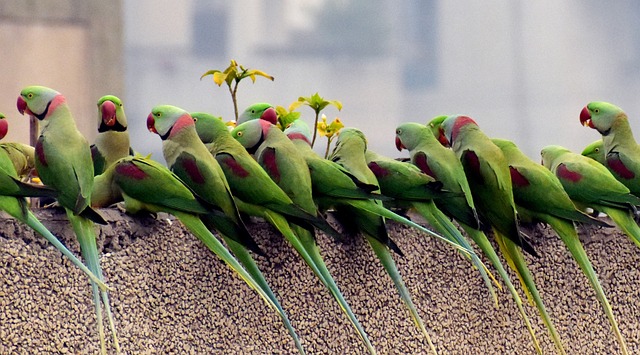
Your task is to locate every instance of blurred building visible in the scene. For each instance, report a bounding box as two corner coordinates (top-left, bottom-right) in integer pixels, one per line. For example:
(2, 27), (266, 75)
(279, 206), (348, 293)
(124, 0), (640, 160)
(0, 0), (123, 143)
(4, 1), (640, 161)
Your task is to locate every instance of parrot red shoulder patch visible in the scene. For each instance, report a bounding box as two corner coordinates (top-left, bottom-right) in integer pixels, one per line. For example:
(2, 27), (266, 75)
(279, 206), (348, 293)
(35, 139), (48, 167)
(367, 161), (390, 178)
(556, 163), (582, 182)
(178, 155), (206, 184)
(115, 161), (147, 180)
(509, 166), (530, 187)
(261, 147), (281, 183)
(606, 152), (635, 179)
(218, 153), (250, 178)
(462, 150), (483, 183)
(414, 152), (437, 179)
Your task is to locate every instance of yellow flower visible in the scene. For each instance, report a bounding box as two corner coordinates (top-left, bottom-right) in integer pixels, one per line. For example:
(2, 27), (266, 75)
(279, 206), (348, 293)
(316, 114), (329, 137)
(325, 118), (344, 137)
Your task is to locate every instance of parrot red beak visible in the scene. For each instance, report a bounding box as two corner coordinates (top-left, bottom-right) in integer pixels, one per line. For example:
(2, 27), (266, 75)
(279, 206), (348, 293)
(146, 113), (157, 133)
(580, 106), (594, 128)
(261, 107), (278, 125)
(395, 136), (405, 151)
(437, 128), (450, 147)
(101, 100), (117, 126)
(16, 96), (27, 115)
(0, 119), (8, 140)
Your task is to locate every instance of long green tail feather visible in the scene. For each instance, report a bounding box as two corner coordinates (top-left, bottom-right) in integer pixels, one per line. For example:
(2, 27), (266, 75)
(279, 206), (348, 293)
(173, 212), (276, 309)
(461, 225), (542, 354)
(223, 237), (306, 355)
(493, 229), (566, 355)
(543, 215), (628, 355)
(17, 207), (107, 290)
(261, 210), (377, 355)
(601, 206), (640, 249)
(366, 235), (438, 355)
(66, 210), (119, 354)
(411, 201), (500, 305)
(344, 199), (471, 255)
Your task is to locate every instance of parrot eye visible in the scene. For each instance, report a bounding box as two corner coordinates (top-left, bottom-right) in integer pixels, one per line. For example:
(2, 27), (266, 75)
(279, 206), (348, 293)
(27, 93), (34, 99)
(193, 117), (198, 122)
(251, 110), (256, 114)
(594, 109), (599, 114)
(237, 131), (243, 137)
(155, 112), (161, 117)
(396, 128), (401, 135)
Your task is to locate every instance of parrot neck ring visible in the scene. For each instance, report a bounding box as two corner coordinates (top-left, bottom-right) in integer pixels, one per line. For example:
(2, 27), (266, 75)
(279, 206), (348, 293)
(17, 97), (50, 121)
(98, 120), (127, 133)
(147, 114), (170, 140)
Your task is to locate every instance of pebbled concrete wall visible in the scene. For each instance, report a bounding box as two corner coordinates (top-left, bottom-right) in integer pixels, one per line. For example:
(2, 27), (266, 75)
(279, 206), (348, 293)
(0, 208), (638, 354)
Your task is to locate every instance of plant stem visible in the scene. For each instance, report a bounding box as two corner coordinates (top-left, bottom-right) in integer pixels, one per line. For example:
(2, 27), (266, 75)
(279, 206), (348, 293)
(324, 137), (332, 159)
(311, 111), (320, 147)
(229, 82), (239, 121)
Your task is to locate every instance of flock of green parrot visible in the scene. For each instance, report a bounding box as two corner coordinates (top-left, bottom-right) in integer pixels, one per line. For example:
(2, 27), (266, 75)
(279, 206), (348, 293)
(2, 84), (639, 354)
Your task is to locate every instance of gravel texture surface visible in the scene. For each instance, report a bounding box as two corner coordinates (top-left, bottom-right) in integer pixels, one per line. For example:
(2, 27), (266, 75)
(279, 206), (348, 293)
(0, 207), (638, 354)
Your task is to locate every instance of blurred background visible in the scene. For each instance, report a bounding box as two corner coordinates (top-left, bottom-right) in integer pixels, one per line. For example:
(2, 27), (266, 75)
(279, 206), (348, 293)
(2, 0), (640, 161)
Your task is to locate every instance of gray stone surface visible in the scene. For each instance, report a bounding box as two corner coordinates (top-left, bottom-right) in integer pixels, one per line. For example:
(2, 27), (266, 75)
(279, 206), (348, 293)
(0, 208), (638, 354)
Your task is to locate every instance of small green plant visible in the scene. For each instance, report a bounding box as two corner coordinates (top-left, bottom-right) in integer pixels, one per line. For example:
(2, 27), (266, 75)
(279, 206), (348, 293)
(290, 93), (342, 147)
(201, 60), (274, 121)
(275, 105), (301, 130)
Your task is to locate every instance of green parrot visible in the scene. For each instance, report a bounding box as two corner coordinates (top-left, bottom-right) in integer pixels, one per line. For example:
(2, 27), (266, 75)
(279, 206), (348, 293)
(581, 140), (606, 165)
(395, 122), (542, 353)
(91, 95), (133, 176)
(194, 113), (376, 354)
(236, 102), (277, 125)
(327, 127), (440, 354)
(0, 116), (107, 290)
(147, 105), (262, 254)
(102, 154), (311, 353)
(0, 113), (36, 178)
(434, 115), (568, 354)
(436, 115), (537, 255)
(541, 145), (640, 248)
(363, 150), (499, 293)
(580, 101), (640, 197)
(395, 122), (480, 229)
(494, 138), (629, 355)
(283, 120), (466, 251)
(17, 86), (118, 354)
(146, 105), (305, 354)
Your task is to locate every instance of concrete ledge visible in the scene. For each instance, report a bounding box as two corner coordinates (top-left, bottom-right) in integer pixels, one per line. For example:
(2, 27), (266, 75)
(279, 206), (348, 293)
(0, 208), (638, 354)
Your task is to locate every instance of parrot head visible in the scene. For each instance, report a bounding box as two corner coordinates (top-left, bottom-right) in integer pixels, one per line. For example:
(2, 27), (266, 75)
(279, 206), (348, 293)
(0, 113), (7, 140)
(439, 115), (478, 148)
(580, 101), (626, 135)
(191, 112), (226, 144)
(283, 119), (312, 146)
(237, 102), (278, 125)
(231, 118), (272, 154)
(581, 140), (605, 164)
(97, 95), (127, 133)
(540, 145), (570, 170)
(147, 105), (194, 140)
(394, 122), (427, 151)
(17, 86), (64, 121)
(491, 138), (517, 155)
(426, 115), (449, 140)
(333, 127), (368, 154)
(426, 115), (455, 147)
